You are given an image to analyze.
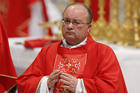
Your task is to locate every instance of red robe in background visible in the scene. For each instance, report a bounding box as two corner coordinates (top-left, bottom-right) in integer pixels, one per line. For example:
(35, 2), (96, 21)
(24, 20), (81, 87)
(0, 14), (17, 92)
(6, 0), (38, 37)
(75, 0), (110, 22)
(17, 35), (127, 93)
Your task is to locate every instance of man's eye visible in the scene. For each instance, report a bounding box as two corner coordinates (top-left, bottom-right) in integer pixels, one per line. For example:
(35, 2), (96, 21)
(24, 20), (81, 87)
(73, 22), (80, 25)
(65, 20), (70, 24)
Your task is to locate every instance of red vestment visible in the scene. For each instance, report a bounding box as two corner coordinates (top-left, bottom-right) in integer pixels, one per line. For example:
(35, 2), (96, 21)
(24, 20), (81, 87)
(17, 35), (127, 93)
(0, 14), (17, 92)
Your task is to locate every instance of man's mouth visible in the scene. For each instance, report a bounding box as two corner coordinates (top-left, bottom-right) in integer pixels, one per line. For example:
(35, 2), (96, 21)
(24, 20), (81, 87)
(65, 30), (75, 35)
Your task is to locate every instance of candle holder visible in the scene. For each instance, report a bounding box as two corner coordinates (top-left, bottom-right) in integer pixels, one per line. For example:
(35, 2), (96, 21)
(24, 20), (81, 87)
(106, 0), (120, 43)
(92, 0), (107, 40)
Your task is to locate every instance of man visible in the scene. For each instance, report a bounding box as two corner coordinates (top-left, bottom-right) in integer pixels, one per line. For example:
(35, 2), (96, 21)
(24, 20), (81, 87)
(0, 14), (17, 92)
(17, 3), (127, 93)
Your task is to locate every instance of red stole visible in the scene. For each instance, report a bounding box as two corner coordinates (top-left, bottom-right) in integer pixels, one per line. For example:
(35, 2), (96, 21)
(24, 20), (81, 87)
(53, 46), (87, 93)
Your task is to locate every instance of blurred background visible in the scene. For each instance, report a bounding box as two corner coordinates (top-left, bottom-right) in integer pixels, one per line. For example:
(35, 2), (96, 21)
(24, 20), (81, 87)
(0, 0), (140, 93)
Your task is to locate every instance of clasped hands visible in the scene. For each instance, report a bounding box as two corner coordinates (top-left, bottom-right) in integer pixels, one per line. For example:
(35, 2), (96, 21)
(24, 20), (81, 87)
(47, 70), (78, 93)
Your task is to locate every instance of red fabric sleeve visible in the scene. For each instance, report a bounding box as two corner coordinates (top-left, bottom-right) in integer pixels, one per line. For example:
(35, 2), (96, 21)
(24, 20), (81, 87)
(17, 42), (58, 93)
(83, 47), (127, 93)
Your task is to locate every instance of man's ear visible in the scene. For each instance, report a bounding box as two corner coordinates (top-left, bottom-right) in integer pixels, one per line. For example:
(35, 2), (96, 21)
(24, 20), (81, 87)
(88, 24), (92, 32)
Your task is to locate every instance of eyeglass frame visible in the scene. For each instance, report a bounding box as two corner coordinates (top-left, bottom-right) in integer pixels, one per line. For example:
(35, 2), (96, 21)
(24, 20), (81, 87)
(62, 18), (90, 26)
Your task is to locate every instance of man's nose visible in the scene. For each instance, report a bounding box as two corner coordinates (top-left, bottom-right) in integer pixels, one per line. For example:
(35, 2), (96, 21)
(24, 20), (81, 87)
(67, 22), (74, 28)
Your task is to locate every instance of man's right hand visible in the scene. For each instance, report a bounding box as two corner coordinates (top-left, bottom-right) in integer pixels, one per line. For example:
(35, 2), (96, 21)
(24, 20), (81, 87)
(47, 70), (61, 89)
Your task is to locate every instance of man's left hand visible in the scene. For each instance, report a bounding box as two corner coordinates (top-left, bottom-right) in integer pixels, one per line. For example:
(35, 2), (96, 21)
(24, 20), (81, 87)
(59, 72), (78, 93)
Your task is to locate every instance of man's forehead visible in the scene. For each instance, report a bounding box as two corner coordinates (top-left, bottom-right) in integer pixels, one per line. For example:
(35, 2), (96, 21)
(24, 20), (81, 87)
(64, 5), (88, 19)
(65, 4), (87, 13)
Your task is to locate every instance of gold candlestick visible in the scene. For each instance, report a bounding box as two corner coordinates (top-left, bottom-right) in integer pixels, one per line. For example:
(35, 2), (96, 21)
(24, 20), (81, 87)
(56, 22), (62, 40)
(119, 0), (133, 46)
(91, 0), (107, 40)
(39, 21), (62, 40)
(133, 0), (140, 48)
(44, 29), (51, 39)
(39, 21), (56, 39)
(106, 0), (120, 43)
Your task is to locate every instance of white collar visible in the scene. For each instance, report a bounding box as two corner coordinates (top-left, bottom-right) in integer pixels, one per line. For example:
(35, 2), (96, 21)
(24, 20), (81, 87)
(62, 37), (87, 49)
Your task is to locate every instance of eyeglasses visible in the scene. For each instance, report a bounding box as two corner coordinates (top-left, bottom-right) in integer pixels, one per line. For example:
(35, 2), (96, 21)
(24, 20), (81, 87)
(62, 19), (89, 26)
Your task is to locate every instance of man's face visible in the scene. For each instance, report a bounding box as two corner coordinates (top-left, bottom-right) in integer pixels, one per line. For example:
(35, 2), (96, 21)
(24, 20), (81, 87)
(62, 5), (91, 45)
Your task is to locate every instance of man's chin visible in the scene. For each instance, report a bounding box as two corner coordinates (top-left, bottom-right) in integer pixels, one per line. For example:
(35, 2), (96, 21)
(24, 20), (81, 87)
(66, 37), (76, 41)
(65, 38), (79, 45)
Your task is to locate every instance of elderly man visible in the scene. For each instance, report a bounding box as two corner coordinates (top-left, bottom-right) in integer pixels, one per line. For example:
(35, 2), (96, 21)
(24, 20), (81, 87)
(17, 3), (127, 93)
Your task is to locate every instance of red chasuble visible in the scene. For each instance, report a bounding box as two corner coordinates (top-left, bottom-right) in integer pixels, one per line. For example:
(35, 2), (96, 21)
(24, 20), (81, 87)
(17, 35), (127, 93)
(0, 14), (17, 92)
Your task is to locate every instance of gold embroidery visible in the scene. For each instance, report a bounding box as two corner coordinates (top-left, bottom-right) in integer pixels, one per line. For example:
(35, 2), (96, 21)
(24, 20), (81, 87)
(67, 58), (71, 63)
(71, 58), (78, 63)
(62, 88), (69, 93)
(58, 62), (64, 70)
(65, 63), (72, 69)
(61, 68), (66, 72)
(62, 58), (67, 63)
(69, 68), (76, 74)
(56, 88), (60, 93)
(57, 57), (81, 74)
(75, 62), (80, 70)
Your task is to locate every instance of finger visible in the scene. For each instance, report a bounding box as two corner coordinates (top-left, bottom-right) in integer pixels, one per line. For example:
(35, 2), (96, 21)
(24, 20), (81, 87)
(60, 74), (71, 81)
(61, 85), (75, 93)
(51, 78), (59, 84)
(50, 70), (60, 78)
(61, 85), (70, 90)
(50, 70), (60, 76)
(49, 73), (60, 82)
(61, 72), (74, 79)
(48, 79), (59, 88)
(60, 79), (70, 85)
(60, 73), (76, 81)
